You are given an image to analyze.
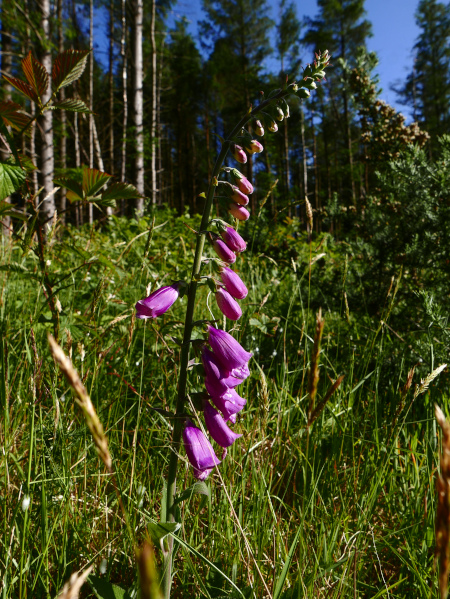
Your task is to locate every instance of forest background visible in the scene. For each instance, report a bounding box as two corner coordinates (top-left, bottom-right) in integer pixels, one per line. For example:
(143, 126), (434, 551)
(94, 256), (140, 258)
(3, 0), (450, 597)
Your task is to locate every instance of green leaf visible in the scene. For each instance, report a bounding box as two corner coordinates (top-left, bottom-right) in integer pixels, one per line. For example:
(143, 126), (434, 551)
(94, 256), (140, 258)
(83, 167), (112, 197)
(21, 51), (49, 100)
(100, 182), (141, 201)
(52, 50), (90, 91)
(173, 481), (210, 505)
(2, 75), (38, 103)
(273, 527), (301, 599)
(0, 202), (28, 221)
(53, 177), (84, 201)
(0, 162), (27, 201)
(88, 575), (131, 599)
(52, 98), (91, 113)
(0, 263), (29, 274)
(147, 521), (181, 545)
(0, 101), (30, 131)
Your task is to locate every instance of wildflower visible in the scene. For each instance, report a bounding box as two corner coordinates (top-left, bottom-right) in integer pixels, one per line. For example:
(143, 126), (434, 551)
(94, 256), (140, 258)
(183, 419), (221, 480)
(230, 186), (250, 206)
(254, 119), (264, 136)
(231, 170), (254, 194)
(275, 106), (284, 121)
(210, 387), (247, 420)
(220, 267), (248, 299)
(245, 140), (264, 154)
(203, 400), (242, 447)
(135, 283), (180, 319)
(220, 227), (247, 253)
(202, 348), (230, 397)
(230, 143), (247, 164)
(229, 362), (250, 381)
(208, 325), (252, 370)
(215, 288), (242, 321)
(268, 121), (278, 133)
(229, 202), (250, 221)
(211, 235), (237, 264)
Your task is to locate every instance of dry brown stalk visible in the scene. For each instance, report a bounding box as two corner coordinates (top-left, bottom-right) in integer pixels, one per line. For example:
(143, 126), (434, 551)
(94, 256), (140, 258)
(305, 197), (313, 230)
(137, 541), (162, 599)
(48, 334), (112, 472)
(435, 405), (450, 599)
(308, 374), (345, 427)
(56, 564), (94, 599)
(307, 308), (324, 420)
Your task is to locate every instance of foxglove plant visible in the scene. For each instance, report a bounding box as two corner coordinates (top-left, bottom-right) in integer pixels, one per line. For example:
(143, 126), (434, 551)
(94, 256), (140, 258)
(133, 50), (330, 598)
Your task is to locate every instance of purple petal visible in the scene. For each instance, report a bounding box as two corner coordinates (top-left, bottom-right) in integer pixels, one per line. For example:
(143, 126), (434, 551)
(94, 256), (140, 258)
(183, 420), (221, 472)
(215, 288), (242, 321)
(203, 401), (242, 448)
(220, 227), (246, 253)
(213, 239), (236, 263)
(220, 267), (248, 299)
(135, 284), (180, 319)
(208, 326), (252, 370)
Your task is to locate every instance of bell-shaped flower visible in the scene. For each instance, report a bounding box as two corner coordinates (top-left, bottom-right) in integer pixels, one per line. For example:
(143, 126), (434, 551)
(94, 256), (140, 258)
(245, 140), (264, 155)
(268, 121), (278, 133)
(229, 362), (250, 381)
(229, 202), (250, 221)
(210, 387), (247, 420)
(215, 288), (242, 321)
(254, 119), (264, 137)
(220, 267), (248, 299)
(203, 400), (242, 448)
(230, 186), (249, 206)
(183, 419), (221, 480)
(231, 170), (253, 195)
(230, 143), (247, 164)
(209, 233), (236, 264)
(135, 283), (180, 319)
(208, 325), (252, 370)
(220, 227), (246, 253)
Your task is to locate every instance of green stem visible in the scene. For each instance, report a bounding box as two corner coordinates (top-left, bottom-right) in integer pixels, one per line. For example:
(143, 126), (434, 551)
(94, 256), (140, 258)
(161, 86), (310, 598)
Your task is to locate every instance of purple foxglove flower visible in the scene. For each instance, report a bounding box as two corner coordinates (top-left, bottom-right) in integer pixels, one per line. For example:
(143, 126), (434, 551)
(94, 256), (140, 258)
(254, 119), (264, 136)
(210, 388), (247, 420)
(227, 413), (237, 424)
(229, 202), (250, 221)
(203, 400), (242, 448)
(205, 375), (229, 399)
(212, 237), (236, 264)
(208, 325), (252, 370)
(230, 186), (249, 206)
(183, 419), (220, 480)
(231, 143), (247, 164)
(230, 362), (250, 380)
(231, 171), (253, 195)
(220, 267), (248, 299)
(220, 227), (246, 253)
(245, 140), (264, 155)
(202, 347), (227, 384)
(215, 288), (242, 321)
(268, 121), (278, 133)
(135, 283), (180, 319)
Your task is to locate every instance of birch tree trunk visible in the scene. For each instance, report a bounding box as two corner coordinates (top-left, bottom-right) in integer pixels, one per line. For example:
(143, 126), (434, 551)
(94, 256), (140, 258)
(133, 0), (144, 215)
(57, 0), (67, 224)
(109, 1), (115, 176)
(120, 0), (128, 215)
(39, 0), (55, 224)
(150, 0), (157, 206)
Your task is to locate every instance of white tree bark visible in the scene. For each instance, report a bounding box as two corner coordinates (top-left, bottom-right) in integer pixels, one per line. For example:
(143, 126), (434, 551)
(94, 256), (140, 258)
(120, 0), (128, 216)
(150, 0), (157, 206)
(133, 0), (144, 215)
(39, 0), (55, 223)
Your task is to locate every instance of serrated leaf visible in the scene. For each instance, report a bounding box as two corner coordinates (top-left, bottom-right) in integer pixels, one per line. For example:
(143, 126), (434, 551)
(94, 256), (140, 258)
(100, 182), (141, 201)
(0, 162), (27, 201)
(0, 101), (31, 131)
(0, 202), (29, 221)
(53, 177), (84, 201)
(147, 521), (181, 545)
(21, 51), (49, 100)
(52, 49), (90, 91)
(2, 75), (38, 103)
(88, 575), (131, 599)
(83, 167), (112, 197)
(52, 98), (90, 113)
(91, 197), (116, 209)
(173, 481), (210, 505)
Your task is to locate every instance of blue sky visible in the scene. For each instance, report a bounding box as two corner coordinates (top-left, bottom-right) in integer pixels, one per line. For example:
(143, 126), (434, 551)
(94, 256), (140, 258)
(167, 0), (421, 117)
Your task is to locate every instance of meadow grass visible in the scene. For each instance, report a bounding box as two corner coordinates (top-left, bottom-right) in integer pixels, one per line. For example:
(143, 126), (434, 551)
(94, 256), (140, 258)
(0, 212), (444, 598)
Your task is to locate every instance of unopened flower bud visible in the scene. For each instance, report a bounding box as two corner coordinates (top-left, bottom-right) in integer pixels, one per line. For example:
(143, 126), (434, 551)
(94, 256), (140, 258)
(315, 70), (326, 80)
(229, 203), (250, 221)
(220, 266), (248, 299)
(210, 233), (236, 264)
(231, 143), (247, 164)
(268, 121), (278, 133)
(254, 119), (264, 136)
(215, 288), (242, 321)
(231, 186), (250, 206)
(220, 226), (247, 253)
(230, 169), (253, 194)
(275, 106), (284, 121)
(298, 88), (311, 99)
(245, 140), (264, 154)
(183, 419), (221, 480)
(135, 283), (181, 319)
(304, 77), (317, 90)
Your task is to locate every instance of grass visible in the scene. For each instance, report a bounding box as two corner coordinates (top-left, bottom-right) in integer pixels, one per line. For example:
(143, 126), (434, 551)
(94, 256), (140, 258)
(0, 211), (445, 598)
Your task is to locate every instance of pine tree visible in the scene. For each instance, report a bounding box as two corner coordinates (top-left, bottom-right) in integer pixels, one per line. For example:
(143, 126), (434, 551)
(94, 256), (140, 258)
(395, 0), (450, 153)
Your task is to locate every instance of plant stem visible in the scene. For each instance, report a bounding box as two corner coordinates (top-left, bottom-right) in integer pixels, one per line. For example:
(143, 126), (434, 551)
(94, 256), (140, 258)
(161, 87), (301, 598)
